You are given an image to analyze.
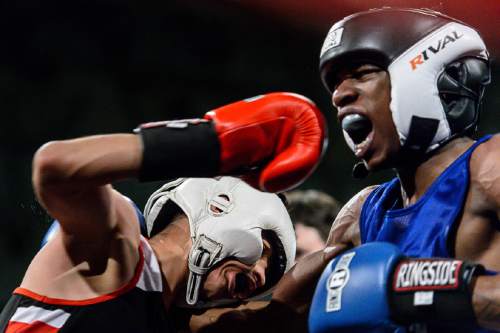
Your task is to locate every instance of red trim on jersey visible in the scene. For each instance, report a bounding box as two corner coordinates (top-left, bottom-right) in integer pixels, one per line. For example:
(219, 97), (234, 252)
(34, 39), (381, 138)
(6, 321), (59, 333)
(14, 244), (145, 306)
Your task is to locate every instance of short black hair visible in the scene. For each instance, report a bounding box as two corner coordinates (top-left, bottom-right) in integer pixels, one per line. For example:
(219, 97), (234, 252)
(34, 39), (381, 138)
(257, 230), (287, 294)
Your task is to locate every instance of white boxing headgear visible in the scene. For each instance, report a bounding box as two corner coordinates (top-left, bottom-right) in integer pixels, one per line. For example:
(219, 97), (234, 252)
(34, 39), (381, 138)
(320, 8), (490, 154)
(143, 177), (296, 307)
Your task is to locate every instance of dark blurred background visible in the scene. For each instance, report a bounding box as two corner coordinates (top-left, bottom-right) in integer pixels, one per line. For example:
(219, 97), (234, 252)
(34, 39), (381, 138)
(0, 0), (498, 307)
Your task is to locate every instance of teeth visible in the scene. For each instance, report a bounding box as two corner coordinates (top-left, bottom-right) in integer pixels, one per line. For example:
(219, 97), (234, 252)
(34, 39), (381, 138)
(342, 128), (372, 156)
(342, 130), (356, 153)
(354, 135), (372, 155)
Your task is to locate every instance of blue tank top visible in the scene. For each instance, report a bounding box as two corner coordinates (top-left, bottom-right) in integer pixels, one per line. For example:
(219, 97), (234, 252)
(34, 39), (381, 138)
(360, 135), (496, 333)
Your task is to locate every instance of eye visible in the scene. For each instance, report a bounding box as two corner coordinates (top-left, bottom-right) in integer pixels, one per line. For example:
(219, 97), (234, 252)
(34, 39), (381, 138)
(331, 67), (380, 92)
(352, 68), (380, 80)
(328, 75), (342, 93)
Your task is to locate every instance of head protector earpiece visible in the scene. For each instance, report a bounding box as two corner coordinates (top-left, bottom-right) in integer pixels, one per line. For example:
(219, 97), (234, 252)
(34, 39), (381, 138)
(437, 57), (490, 139)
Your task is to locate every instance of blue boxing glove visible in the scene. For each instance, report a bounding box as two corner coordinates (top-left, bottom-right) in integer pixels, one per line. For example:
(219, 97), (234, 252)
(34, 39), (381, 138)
(309, 242), (483, 333)
(40, 219), (61, 247)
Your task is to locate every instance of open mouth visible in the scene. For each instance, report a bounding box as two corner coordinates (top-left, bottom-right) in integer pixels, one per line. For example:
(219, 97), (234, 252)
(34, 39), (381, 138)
(234, 273), (250, 298)
(341, 114), (373, 158)
(228, 272), (255, 299)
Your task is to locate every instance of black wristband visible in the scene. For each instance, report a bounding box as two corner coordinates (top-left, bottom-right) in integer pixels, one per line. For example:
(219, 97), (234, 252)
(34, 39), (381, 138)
(389, 258), (484, 325)
(136, 119), (220, 181)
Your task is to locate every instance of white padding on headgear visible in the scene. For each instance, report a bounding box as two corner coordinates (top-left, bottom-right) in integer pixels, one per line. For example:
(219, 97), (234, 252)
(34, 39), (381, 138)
(143, 177), (296, 307)
(388, 22), (487, 152)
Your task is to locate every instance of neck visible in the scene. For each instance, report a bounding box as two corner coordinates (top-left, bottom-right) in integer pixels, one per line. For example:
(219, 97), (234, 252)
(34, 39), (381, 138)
(149, 215), (192, 311)
(395, 137), (474, 207)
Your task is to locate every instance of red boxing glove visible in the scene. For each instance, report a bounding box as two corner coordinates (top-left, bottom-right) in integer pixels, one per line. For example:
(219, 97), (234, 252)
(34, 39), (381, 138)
(204, 92), (327, 192)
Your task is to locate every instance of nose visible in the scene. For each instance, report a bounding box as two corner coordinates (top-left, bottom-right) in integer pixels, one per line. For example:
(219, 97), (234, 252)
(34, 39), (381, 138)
(252, 265), (266, 289)
(332, 79), (358, 108)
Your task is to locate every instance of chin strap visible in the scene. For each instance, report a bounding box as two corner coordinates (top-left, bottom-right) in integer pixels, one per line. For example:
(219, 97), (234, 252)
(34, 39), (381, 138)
(186, 235), (223, 305)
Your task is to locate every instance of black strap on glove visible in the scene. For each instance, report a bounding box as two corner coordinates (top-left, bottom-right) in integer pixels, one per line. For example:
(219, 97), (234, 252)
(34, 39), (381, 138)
(389, 258), (484, 325)
(136, 119), (220, 181)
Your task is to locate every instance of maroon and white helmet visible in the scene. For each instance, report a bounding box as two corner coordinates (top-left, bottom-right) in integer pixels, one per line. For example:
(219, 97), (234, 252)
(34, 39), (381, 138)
(320, 8), (490, 155)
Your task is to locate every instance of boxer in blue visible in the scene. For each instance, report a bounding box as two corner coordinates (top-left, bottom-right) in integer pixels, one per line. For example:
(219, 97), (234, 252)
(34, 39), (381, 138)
(172, 8), (499, 333)
(309, 7), (500, 333)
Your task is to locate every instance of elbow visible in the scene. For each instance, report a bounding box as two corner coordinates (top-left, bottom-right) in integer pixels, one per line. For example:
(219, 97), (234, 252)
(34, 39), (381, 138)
(32, 141), (74, 199)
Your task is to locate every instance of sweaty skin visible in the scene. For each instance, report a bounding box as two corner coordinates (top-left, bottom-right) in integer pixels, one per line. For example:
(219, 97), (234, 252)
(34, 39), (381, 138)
(326, 65), (500, 330)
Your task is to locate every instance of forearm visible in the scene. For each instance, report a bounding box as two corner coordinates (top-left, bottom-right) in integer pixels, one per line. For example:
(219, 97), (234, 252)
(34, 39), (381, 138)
(187, 301), (269, 333)
(272, 245), (348, 312)
(473, 274), (500, 331)
(197, 301), (307, 333)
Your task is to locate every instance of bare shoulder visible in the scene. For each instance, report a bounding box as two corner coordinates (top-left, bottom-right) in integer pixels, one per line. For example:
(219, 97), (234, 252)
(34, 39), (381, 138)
(20, 189), (141, 299)
(326, 185), (378, 247)
(469, 134), (500, 205)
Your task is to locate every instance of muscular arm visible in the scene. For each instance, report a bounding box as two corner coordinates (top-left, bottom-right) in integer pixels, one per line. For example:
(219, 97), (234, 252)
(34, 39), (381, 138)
(466, 134), (500, 330)
(472, 275), (500, 331)
(326, 185), (376, 247)
(25, 134), (144, 294)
